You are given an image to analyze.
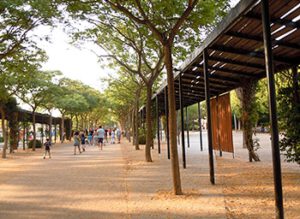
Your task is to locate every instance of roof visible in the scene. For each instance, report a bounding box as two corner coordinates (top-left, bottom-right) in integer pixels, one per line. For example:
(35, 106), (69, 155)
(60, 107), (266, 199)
(142, 0), (300, 115)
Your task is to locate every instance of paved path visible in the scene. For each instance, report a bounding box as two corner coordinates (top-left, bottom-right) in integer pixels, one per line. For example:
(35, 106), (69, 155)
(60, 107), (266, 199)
(0, 140), (228, 219)
(0, 143), (128, 219)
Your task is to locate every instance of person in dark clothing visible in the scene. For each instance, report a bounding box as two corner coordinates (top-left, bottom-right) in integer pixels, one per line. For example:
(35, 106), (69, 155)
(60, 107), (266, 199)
(81, 132), (86, 152)
(43, 138), (52, 159)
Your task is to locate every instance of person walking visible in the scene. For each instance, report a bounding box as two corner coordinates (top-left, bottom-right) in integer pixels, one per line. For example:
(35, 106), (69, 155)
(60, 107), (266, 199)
(73, 131), (81, 155)
(88, 129), (93, 146)
(116, 128), (121, 143)
(43, 138), (52, 159)
(81, 131), (86, 152)
(111, 128), (115, 144)
(97, 126), (105, 150)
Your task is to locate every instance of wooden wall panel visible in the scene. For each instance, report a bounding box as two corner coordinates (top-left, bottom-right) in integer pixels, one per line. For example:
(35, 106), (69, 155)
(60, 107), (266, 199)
(218, 93), (234, 153)
(210, 93), (234, 153)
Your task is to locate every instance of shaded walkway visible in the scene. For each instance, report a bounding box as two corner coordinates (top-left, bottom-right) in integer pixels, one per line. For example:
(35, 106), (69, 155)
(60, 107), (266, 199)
(0, 141), (227, 219)
(0, 143), (128, 219)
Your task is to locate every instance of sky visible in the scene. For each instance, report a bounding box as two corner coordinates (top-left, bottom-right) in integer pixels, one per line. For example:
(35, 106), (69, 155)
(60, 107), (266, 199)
(36, 25), (112, 92)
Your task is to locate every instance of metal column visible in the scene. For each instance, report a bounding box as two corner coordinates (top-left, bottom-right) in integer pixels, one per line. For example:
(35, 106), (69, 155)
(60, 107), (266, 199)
(186, 107), (190, 148)
(54, 123), (57, 143)
(41, 124), (44, 145)
(156, 96), (161, 154)
(261, 0), (284, 218)
(164, 87), (170, 159)
(179, 73), (186, 169)
(23, 123), (26, 150)
(203, 49), (215, 184)
(198, 102), (203, 151)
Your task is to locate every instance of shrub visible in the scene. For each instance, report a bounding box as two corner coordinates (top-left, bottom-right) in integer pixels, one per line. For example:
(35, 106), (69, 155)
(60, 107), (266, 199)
(0, 137), (3, 143)
(28, 140), (42, 149)
(138, 134), (146, 144)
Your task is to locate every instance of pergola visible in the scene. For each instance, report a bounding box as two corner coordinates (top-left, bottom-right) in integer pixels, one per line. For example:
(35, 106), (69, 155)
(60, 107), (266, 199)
(0, 108), (71, 143)
(139, 0), (300, 218)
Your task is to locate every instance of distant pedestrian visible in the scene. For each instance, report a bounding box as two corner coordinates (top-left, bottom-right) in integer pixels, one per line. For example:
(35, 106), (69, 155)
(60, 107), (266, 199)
(81, 131), (86, 152)
(97, 126), (105, 150)
(88, 129), (93, 146)
(111, 129), (115, 144)
(104, 129), (108, 143)
(73, 131), (81, 155)
(43, 138), (52, 159)
(116, 128), (121, 143)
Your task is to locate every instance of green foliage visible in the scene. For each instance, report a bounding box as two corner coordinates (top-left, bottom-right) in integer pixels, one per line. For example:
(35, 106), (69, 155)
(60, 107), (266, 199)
(277, 69), (300, 164)
(138, 128), (146, 145)
(230, 91), (242, 119)
(28, 139), (42, 148)
(0, 137), (3, 143)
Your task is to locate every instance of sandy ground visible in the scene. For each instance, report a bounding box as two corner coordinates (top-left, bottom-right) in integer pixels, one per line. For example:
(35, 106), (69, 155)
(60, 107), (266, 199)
(0, 131), (299, 219)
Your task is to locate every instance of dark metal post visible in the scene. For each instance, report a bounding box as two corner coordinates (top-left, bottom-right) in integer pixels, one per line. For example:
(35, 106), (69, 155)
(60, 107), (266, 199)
(179, 73), (186, 168)
(41, 124), (44, 145)
(261, 0), (284, 218)
(23, 122), (26, 150)
(54, 123), (57, 143)
(198, 102), (203, 151)
(164, 87), (170, 159)
(203, 49), (215, 184)
(156, 96), (161, 154)
(186, 107), (190, 148)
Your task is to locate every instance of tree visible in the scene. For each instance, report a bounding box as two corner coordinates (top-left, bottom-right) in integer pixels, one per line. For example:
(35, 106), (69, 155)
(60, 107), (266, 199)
(104, 73), (144, 150)
(0, 50), (42, 157)
(17, 71), (58, 150)
(102, 0), (230, 194)
(0, 0), (60, 62)
(63, 0), (230, 194)
(277, 67), (300, 165)
(74, 17), (164, 161)
(236, 80), (260, 162)
(40, 72), (63, 142)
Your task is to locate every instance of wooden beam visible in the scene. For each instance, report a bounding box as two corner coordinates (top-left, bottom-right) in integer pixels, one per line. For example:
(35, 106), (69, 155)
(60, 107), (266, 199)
(208, 55), (266, 70)
(246, 12), (300, 29)
(225, 31), (300, 50)
(210, 45), (294, 64)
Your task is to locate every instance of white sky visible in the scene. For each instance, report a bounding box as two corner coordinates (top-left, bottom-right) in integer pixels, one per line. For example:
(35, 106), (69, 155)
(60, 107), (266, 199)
(36, 25), (113, 92)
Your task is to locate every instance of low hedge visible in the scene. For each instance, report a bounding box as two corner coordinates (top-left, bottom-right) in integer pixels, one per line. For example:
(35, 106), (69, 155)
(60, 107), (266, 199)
(28, 140), (42, 149)
(138, 135), (146, 144)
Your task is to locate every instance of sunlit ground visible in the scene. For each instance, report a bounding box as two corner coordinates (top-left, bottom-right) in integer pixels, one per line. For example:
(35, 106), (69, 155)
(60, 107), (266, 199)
(0, 131), (299, 219)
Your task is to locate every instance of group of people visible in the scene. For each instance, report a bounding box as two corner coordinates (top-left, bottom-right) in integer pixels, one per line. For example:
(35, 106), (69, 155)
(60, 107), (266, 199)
(42, 126), (122, 159)
(73, 126), (122, 155)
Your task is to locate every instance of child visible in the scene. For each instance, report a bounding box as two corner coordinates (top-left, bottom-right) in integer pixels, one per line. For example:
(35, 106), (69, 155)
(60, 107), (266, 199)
(43, 138), (52, 159)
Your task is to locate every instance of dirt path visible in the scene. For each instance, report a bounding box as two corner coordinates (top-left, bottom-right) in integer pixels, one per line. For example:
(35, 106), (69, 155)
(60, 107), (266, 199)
(0, 143), (128, 219)
(1, 133), (298, 219)
(0, 141), (227, 219)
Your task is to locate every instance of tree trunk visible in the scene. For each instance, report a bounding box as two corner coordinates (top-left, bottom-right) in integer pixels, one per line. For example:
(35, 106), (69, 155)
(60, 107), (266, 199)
(164, 44), (182, 195)
(75, 115), (79, 130)
(134, 90), (140, 150)
(145, 85), (153, 162)
(132, 108), (136, 145)
(61, 113), (65, 143)
(1, 107), (8, 158)
(32, 110), (36, 151)
(9, 111), (19, 152)
(236, 82), (260, 162)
